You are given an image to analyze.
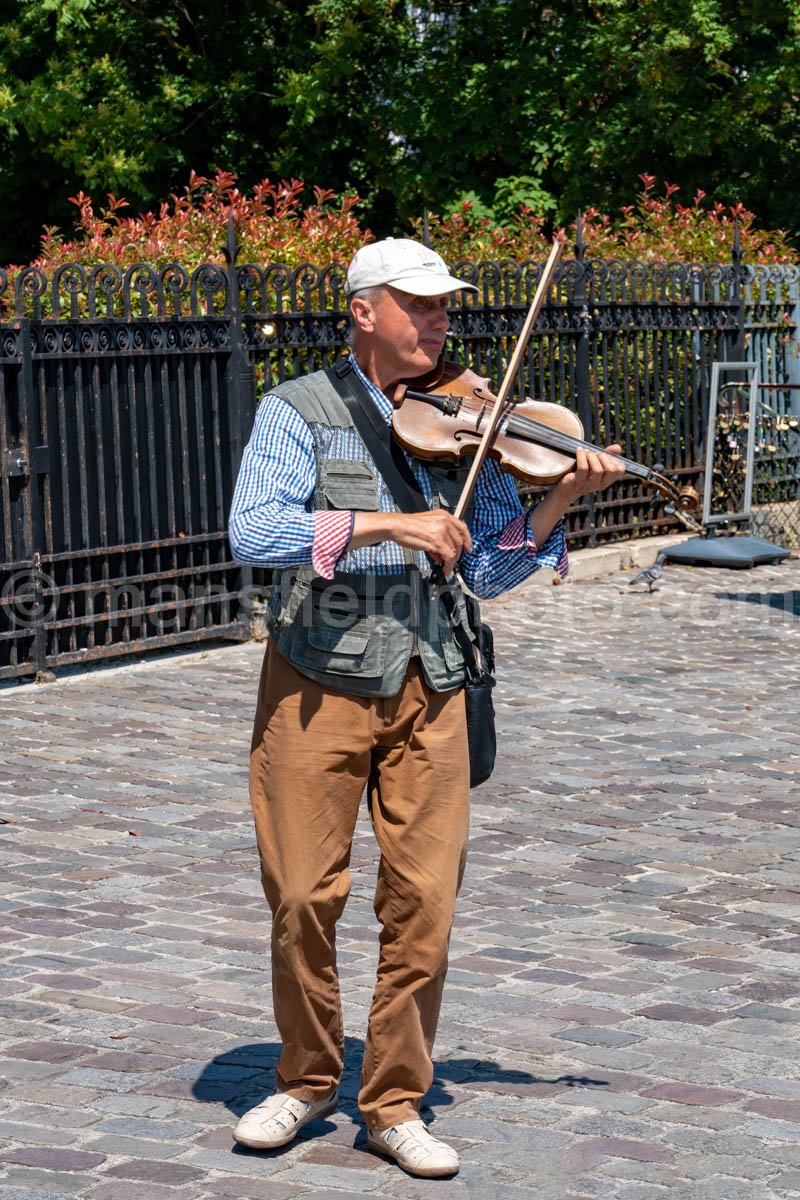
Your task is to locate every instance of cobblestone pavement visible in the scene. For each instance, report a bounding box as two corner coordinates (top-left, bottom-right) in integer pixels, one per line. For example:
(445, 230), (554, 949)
(1, 557), (799, 1200)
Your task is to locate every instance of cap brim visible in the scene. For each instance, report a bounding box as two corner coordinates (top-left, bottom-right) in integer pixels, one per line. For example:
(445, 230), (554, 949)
(387, 274), (477, 295)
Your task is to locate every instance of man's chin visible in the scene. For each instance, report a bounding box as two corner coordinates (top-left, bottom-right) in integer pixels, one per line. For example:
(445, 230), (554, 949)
(400, 353), (445, 390)
(410, 348), (444, 377)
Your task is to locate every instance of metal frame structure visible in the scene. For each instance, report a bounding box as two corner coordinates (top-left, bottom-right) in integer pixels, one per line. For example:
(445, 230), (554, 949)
(703, 362), (761, 526)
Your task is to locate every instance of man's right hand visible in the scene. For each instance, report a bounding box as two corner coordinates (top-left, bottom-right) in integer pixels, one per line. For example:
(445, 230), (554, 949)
(349, 510), (473, 576)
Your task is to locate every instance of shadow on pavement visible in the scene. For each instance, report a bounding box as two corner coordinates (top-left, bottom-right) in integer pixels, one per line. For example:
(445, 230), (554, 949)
(714, 588), (800, 615)
(192, 1037), (609, 1150)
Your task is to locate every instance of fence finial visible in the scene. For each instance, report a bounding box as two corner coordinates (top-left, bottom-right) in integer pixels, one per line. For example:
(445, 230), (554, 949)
(730, 213), (746, 360)
(732, 213), (742, 269)
(222, 212), (241, 267)
(422, 208), (431, 248)
(575, 210), (585, 263)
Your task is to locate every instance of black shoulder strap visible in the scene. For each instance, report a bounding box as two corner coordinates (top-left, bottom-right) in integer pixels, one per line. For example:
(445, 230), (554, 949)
(326, 358), (481, 677)
(327, 358), (429, 516)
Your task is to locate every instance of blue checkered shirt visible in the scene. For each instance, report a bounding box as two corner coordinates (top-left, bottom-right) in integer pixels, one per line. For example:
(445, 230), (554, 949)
(229, 355), (567, 598)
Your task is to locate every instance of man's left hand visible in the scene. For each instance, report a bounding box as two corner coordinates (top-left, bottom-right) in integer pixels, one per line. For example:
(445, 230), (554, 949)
(555, 444), (627, 502)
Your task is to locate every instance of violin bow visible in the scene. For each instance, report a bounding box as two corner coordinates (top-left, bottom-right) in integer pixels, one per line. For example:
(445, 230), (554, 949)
(453, 231), (566, 521)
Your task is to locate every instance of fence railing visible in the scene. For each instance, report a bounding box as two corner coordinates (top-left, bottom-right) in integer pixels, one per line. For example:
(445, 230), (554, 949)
(1, 235), (797, 681)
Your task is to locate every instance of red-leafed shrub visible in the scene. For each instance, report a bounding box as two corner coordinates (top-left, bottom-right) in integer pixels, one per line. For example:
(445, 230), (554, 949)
(8, 171), (797, 278)
(28, 170), (370, 273)
(416, 176), (797, 264)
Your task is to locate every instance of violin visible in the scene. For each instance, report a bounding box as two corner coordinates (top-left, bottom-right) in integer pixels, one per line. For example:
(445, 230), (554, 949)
(392, 358), (700, 518)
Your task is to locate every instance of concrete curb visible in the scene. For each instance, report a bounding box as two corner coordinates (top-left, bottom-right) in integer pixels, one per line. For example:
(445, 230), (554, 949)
(529, 532), (696, 585)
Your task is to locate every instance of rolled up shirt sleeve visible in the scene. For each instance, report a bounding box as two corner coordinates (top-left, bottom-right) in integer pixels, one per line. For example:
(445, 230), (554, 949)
(312, 510), (356, 578)
(459, 458), (568, 598)
(228, 393), (353, 576)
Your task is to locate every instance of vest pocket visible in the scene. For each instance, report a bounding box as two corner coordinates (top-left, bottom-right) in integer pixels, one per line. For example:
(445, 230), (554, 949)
(442, 630), (467, 670)
(321, 458), (380, 511)
(290, 616), (388, 676)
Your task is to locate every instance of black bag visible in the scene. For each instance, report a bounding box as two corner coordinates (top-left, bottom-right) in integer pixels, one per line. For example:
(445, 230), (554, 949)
(461, 595), (497, 787)
(465, 677), (497, 787)
(328, 361), (497, 787)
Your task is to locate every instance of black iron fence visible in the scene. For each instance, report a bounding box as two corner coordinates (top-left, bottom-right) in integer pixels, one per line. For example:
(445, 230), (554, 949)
(1, 235), (798, 681)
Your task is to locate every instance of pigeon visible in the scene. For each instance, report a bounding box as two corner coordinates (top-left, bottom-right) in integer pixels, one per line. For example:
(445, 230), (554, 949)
(628, 552), (666, 592)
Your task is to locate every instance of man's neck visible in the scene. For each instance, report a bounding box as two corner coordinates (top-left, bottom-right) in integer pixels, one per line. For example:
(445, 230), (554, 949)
(351, 347), (396, 399)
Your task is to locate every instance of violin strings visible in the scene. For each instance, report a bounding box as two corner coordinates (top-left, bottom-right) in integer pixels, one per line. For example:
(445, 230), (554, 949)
(501, 410), (651, 482)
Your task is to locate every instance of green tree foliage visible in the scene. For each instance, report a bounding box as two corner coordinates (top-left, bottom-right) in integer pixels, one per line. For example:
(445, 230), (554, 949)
(1, 0), (799, 264)
(0, 0), (310, 262)
(283, 0), (800, 237)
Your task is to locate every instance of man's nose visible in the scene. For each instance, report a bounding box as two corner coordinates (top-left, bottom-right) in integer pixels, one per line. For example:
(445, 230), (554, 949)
(432, 307), (449, 332)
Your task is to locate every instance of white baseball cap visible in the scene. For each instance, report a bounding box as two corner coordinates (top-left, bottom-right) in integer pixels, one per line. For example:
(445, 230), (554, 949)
(345, 238), (476, 297)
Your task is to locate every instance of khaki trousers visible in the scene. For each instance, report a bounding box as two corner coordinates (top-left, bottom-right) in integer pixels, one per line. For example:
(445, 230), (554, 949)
(248, 638), (470, 1130)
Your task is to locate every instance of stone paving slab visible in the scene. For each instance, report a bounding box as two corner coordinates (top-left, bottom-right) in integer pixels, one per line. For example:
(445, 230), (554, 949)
(1, 556), (799, 1198)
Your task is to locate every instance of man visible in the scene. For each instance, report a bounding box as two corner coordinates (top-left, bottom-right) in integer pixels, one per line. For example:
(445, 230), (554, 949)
(228, 238), (624, 1178)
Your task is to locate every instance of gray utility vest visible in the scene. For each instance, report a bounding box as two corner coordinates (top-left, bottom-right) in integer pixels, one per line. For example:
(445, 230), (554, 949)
(266, 368), (475, 698)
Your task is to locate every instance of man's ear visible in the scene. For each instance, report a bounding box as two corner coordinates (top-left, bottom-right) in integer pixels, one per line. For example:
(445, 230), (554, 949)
(350, 295), (378, 333)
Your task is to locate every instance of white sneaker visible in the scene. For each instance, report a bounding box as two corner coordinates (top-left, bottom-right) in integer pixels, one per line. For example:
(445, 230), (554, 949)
(233, 1089), (338, 1150)
(367, 1119), (459, 1177)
